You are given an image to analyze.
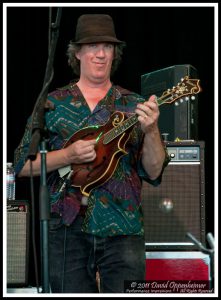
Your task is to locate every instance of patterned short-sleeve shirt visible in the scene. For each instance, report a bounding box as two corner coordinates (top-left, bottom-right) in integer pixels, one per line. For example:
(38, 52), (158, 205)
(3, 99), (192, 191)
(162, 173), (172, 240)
(14, 83), (170, 237)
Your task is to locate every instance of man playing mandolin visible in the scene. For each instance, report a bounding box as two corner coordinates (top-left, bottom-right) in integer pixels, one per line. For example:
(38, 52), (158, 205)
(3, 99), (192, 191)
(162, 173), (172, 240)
(14, 14), (170, 293)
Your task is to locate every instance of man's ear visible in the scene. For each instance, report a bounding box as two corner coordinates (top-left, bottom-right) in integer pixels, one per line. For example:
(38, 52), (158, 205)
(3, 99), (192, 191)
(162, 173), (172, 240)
(75, 51), (80, 60)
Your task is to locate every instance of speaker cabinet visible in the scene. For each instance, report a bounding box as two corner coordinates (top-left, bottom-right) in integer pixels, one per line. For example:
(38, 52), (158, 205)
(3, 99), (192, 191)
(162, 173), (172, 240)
(142, 141), (205, 250)
(141, 65), (199, 141)
(7, 200), (30, 286)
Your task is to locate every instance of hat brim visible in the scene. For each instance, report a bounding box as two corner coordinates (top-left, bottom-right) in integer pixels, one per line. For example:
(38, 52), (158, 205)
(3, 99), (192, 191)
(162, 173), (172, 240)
(73, 35), (125, 44)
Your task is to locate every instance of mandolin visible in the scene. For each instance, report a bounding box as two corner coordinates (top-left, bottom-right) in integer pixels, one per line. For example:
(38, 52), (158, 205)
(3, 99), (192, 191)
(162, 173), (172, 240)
(63, 76), (201, 196)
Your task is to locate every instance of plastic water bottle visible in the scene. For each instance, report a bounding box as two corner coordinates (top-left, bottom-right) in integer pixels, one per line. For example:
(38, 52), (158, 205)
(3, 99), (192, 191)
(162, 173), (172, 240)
(7, 162), (15, 200)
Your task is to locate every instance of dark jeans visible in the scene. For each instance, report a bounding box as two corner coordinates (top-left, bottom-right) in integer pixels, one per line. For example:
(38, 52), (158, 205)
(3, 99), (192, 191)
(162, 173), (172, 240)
(48, 214), (146, 293)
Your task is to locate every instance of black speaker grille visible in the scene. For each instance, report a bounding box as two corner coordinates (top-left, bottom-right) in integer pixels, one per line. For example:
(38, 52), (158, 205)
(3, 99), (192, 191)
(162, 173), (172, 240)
(142, 163), (205, 250)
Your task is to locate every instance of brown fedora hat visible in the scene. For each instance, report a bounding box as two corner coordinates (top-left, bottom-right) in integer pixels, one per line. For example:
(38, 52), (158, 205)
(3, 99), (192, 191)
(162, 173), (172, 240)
(73, 14), (124, 44)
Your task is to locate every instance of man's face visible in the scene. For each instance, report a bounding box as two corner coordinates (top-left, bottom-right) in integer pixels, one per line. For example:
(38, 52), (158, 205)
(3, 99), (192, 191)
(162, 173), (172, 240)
(76, 43), (115, 83)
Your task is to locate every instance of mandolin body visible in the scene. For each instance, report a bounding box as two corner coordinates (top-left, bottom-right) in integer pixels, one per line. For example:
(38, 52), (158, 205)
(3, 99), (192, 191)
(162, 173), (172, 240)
(64, 111), (133, 196)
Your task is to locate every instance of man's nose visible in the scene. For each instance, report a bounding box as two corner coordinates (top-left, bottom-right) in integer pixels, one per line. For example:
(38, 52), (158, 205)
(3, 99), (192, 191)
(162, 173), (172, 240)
(96, 47), (105, 56)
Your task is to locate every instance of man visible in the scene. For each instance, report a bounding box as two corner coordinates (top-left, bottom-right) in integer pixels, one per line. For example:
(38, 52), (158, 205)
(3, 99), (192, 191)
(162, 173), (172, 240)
(14, 14), (169, 293)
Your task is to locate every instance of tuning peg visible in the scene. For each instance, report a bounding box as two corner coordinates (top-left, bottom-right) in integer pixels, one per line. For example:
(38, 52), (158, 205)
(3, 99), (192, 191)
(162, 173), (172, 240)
(175, 102), (179, 106)
(185, 96), (189, 101)
(191, 95), (196, 100)
(180, 98), (184, 103)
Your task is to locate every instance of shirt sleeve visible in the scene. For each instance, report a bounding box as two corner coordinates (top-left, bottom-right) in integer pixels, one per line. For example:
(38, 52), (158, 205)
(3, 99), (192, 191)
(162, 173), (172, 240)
(137, 143), (171, 186)
(13, 98), (56, 176)
(14, 116), (33, 175)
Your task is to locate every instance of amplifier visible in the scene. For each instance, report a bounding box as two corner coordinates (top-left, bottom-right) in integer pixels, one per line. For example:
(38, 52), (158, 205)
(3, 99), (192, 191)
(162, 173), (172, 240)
(7, 200), (30, 286)
(142, 141), (205, 250)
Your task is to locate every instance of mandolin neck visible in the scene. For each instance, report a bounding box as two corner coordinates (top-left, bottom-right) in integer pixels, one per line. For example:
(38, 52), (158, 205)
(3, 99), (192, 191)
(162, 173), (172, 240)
(103, 113), (138, 144)
(103, 98), (163, 145)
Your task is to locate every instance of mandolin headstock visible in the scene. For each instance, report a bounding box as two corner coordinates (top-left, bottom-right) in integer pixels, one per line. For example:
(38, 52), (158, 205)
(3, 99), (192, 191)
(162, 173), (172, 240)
(157, 76), (202, 106)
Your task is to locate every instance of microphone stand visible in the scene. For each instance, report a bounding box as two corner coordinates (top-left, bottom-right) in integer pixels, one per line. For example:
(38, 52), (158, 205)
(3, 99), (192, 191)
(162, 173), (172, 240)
(27, 8), (62, 293)
(186, 232), (214, 290)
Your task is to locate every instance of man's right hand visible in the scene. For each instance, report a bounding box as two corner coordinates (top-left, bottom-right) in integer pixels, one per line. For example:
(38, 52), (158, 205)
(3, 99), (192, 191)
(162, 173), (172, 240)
(65, 139), (97, 164)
